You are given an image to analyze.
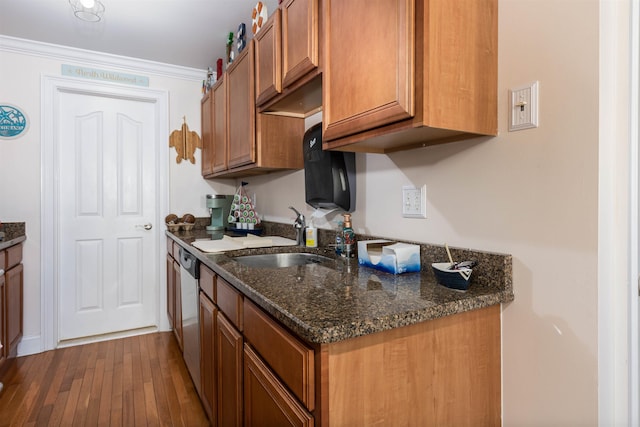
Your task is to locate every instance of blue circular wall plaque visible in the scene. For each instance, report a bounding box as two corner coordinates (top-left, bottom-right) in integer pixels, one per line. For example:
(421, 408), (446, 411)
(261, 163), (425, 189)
(0, 104), (29, 139)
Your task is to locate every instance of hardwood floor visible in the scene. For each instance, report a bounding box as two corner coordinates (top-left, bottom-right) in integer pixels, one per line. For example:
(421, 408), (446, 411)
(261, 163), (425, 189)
(0, 332), (210, 426)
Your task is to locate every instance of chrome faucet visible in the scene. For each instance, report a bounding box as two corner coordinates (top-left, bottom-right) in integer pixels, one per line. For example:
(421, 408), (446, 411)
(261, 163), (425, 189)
(289, 206), (306, 246)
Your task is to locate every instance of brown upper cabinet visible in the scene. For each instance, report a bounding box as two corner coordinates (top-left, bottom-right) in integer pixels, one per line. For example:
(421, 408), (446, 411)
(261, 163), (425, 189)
(322, 0), (498, 153)
(254, 9), (282, 106)
(227, 41), (257, 169)
(255, 0), (322, 117)
(203, 0), (498, 171)
(200, 90), (214, 177)
(202, 40), (305, 179)
(212, 76), (228, 174)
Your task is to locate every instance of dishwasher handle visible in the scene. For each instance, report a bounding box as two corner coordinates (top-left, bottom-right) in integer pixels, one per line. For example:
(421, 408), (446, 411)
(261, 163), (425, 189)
(179, 247), (200, 279)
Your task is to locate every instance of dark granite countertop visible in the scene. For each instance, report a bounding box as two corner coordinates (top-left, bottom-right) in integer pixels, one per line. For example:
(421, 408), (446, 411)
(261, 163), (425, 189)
(167, 224), (513, 345)
(0, 222), (26, 251)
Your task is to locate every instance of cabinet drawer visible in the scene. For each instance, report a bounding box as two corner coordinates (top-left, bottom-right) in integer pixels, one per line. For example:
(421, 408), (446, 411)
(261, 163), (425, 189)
(217, 278), (243, 331)
(243, 299), (314, 410)
(199, 263), (216, 302)
(6, 244), (22, 270)
(244, 344), (313, 427)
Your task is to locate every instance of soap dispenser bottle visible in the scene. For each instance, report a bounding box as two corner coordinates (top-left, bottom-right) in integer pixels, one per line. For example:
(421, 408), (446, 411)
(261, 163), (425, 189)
(342, 213), (356, 258)
(305, 219), (317, 248)
(334, 221), (343, 256)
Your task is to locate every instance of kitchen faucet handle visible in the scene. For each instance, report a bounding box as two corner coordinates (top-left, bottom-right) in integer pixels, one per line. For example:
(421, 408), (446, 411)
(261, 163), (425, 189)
(288, 206), (304, 222)
(288, 206), (306, 234)
(288, 206), (301, 217)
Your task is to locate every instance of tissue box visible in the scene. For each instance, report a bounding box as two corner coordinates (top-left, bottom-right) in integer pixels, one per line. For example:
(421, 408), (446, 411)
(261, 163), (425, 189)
(358, 240), (420, 274)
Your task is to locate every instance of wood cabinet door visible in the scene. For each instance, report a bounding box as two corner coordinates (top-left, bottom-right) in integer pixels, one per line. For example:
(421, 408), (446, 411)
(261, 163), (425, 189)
(212, 76), (228, 173)
(282, 0), (319, 88)
(255, 9), (282, 106)
(0, 273), (5, 368)
(322, 0), (415, 141)
(166, 254), (175, 330)
(5, 263), (23, 358)
(173, 260), (183, 351)
(216, 312), (243, 427)
(244, 344), (313, 427)
(243, 298), (314, 409)
(200, 292), (217, 424)
(201, 91), (214, 176)
(227, 40), (256, 169)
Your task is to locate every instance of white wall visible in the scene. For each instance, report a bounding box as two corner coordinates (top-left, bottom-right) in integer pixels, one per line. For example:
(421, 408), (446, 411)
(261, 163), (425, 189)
(246, 1), (602, 425)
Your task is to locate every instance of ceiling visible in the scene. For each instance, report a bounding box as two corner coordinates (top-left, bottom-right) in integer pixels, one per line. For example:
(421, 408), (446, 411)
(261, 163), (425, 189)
(0, 0), (279, 70)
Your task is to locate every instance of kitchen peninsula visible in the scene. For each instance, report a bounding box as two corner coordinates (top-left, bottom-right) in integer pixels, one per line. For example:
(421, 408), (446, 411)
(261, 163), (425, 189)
(167, 224), (513, 426)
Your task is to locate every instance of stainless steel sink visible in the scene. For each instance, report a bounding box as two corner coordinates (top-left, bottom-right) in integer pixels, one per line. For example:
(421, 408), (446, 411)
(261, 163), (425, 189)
(232, 252), (333, 268)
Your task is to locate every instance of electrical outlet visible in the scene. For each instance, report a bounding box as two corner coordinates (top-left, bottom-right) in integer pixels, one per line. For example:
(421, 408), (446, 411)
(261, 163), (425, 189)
(402, 185), (427, 218)
(509, 81), (539, 131)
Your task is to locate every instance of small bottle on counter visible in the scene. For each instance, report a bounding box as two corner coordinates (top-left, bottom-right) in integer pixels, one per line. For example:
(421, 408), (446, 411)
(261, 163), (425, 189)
(305, 219), (317, 248)
(342, 213), (356, 258)
(334, 221), (343, 256)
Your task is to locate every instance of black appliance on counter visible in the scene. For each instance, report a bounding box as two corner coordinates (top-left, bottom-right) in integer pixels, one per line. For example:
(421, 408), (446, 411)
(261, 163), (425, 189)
(303, 123), (356, 212)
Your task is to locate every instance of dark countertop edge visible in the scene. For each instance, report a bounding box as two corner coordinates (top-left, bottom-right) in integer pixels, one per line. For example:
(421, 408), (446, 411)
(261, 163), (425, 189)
(0, 235), (26, 251)
(167, 231), (514, 345)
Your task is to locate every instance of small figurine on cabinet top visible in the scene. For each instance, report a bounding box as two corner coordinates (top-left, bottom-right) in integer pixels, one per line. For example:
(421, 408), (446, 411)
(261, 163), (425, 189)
(226, 31), (234, 68)
(237, 23), (246, 53)
(204, 66), (215, 92)
(216, 58), (223, 80)
(252, 2), (268, 34)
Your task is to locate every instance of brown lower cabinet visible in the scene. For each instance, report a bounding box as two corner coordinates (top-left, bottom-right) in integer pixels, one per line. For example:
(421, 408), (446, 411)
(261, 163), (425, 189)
(197, 263), (310, 427)
(0, 270), (4, 370)
(172, 259), (182, 351)
(216, 312), (243, 427)
(199, 292), (217, 423)
(166, 239), (182, 351)
(172, 243), (501, 427)
(0, 243), (24, 375)
(244, 344), (313, 427)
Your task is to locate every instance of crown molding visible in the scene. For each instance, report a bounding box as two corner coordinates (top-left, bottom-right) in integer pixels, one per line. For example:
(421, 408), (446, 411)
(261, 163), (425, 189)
(0, 35), (204, 81)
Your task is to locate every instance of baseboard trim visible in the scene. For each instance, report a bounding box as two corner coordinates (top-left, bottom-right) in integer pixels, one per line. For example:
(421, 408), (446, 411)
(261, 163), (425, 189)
(17, 335), (42, 357)
(56, 326), (159, 349)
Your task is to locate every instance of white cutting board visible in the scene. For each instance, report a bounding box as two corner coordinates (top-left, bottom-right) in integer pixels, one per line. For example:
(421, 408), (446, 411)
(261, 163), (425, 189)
(191, 235), (297, 253)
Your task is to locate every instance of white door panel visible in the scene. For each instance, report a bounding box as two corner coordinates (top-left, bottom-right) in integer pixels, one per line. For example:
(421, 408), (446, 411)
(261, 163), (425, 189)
(58, 92), (157, 341)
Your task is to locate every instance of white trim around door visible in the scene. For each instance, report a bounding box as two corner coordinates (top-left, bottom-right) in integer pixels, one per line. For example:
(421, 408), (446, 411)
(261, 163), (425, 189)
(41, 74), (170, 351)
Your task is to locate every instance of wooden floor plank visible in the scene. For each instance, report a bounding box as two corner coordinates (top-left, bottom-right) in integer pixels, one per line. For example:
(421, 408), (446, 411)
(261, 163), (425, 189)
(1, 350), (53, 426)
(48, 389), (71, 427)
(0, 332), (208, 427)
(110, 338), (125, 427)
(72, 343), (98, 427)
(97, 339), (115, 426)
(147, 335), (173, 427)
(61, 377), (83, 425)
(129, 336), (148, 427)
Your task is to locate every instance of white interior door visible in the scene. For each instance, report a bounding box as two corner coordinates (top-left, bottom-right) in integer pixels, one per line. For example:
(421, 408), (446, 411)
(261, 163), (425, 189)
(57, 91), (157, 341)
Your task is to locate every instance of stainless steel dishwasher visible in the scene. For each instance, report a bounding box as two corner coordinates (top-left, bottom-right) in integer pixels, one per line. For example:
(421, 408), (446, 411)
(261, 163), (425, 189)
(179, 247), (200, 396)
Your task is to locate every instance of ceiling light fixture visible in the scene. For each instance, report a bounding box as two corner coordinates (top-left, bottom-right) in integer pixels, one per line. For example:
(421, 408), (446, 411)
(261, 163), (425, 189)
(69, 0), (105, 22)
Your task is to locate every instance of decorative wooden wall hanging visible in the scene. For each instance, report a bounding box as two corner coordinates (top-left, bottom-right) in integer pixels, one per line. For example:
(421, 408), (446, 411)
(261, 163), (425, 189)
(169, 116), (201, 164)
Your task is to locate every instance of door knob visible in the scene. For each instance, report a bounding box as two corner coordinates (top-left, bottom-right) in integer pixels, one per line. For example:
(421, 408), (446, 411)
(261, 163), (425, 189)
(136, 223), (153, 230)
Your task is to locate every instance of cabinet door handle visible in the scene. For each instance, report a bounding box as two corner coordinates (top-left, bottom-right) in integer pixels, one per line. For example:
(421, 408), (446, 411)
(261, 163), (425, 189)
(136, 223), (153, 230)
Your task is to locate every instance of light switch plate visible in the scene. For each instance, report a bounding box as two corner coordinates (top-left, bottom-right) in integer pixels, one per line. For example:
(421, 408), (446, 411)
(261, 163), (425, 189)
(509, 81), (539, 131)
(402, 185), (427, 218)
